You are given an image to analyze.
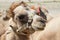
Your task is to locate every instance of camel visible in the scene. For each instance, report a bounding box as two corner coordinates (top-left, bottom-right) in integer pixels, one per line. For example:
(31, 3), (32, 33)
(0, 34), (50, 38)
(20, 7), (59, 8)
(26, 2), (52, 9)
(0, 1), (53, 40)
(29, 15), (60, 40)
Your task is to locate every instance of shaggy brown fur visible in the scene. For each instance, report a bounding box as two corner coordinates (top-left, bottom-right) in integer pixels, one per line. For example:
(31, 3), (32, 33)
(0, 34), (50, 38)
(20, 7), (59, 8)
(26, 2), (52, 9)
(6, 1), (28, 19)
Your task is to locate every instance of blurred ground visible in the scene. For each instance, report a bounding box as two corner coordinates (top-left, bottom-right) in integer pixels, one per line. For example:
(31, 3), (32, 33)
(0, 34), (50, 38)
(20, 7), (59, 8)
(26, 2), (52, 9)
(0, 0), (60, 17)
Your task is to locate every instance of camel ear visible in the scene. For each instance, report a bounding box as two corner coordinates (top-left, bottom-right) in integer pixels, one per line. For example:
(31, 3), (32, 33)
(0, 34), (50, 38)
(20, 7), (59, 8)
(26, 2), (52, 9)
(6, 10), (14, 18)
(3, 10), (14, 21)
(41, 7), (49, 13)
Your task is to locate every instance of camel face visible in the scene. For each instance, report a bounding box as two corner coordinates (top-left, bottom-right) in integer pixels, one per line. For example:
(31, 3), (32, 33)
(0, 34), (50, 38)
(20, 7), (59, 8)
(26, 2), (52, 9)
(34, 16), (60, 40)
(31, 15), (46, 31)
(10, 5), (36, 35)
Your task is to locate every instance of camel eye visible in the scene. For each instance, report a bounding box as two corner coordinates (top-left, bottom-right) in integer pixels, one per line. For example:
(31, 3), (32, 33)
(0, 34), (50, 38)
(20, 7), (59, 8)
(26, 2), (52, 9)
(18, 15), (25, 19)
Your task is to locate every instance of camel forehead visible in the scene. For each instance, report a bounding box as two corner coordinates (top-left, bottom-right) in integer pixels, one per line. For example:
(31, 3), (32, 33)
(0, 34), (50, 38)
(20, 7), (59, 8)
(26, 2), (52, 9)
(13, 7), (35, 16)
(13, 6), (27, 14)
